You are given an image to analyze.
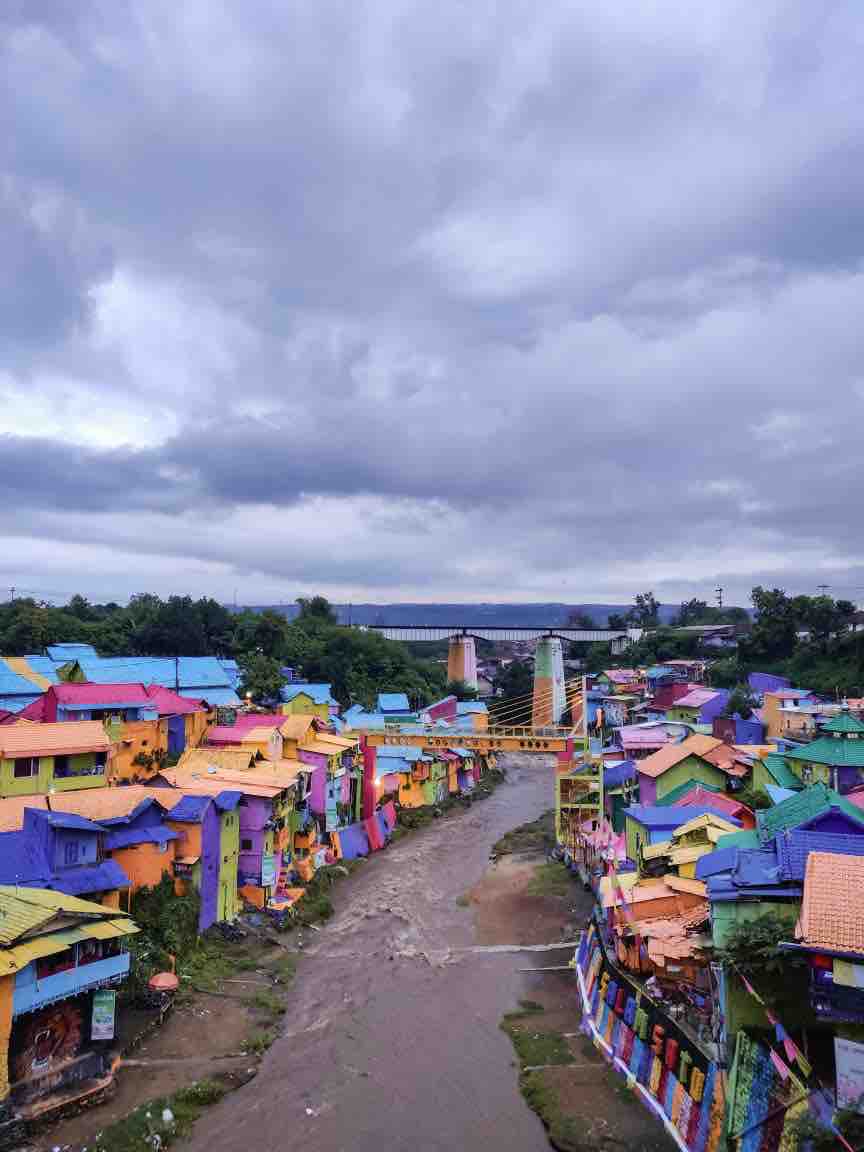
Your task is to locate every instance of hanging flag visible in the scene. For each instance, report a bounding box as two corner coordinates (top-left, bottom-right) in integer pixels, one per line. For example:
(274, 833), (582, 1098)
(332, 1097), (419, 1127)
(769, 1049), (790, 1081)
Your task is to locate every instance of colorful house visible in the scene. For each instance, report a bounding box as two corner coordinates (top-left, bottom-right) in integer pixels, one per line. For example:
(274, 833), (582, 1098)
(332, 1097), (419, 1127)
(665, 688), (729, 727)
(159, 756), (300, 909)
(165, 791), (241, 930)
(761, 688), (815, 739)
(0, 886), (138, 1119)
(672, 784), (756, 830)
(783, 709), (864, 793)
(281, 684), (337, 722)
(636, 735), (733, 805)
(751, 751), (801, 795)
(0, 722), (111, 798)
(756, 782), (864, 844)
(278, 714), (320, 758)
(0, 809), (130, 908)
(622, 804), (722, 866)
(790, 851), (864, 1024)
(298, 734), (362, 832)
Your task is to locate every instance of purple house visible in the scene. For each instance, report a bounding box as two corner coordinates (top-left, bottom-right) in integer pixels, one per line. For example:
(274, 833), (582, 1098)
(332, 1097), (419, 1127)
(165, 791), (241, 931)
(748, 672), (791, 699)
(0, 808), (130, 902)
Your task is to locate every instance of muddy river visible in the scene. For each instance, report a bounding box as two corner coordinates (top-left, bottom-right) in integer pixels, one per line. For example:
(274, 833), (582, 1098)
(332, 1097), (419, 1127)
(187, 753), (562, 1152)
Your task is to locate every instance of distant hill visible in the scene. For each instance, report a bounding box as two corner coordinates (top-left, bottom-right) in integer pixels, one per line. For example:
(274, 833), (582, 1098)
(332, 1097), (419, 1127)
(249, 602), (683, 626)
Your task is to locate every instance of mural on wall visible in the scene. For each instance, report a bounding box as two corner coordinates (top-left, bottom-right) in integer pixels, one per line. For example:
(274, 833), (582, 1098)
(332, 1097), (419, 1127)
(10, 1001), (82, 1085)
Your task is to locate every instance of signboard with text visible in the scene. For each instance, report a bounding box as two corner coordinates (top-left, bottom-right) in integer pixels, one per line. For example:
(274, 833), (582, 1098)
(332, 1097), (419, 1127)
(835, 1036), (864, 1111)
(91, 989), (116, 1041)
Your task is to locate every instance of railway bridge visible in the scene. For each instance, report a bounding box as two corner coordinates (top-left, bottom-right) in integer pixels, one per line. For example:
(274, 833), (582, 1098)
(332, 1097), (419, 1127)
(365, 623), (642, 725)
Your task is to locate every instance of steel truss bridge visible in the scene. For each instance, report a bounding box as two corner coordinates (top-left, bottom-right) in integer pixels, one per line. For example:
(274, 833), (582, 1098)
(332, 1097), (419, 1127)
(365, 624), (642, 647)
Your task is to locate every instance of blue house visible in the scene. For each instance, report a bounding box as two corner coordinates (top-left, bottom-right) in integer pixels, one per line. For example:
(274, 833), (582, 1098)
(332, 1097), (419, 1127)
(0, 808), (130, 903)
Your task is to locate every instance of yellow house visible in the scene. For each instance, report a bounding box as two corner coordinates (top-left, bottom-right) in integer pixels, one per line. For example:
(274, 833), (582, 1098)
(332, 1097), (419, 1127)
(281, 684), (336, 722)
(0, 722), (111, 798)
(0, 887), (138, 1114)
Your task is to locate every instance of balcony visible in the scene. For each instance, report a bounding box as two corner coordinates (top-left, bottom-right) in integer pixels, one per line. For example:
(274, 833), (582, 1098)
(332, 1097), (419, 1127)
(13, 952), (130, 1017)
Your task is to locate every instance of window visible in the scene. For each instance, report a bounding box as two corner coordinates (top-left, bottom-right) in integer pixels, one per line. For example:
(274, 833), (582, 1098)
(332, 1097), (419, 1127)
(95, 751), (107, 771)
(54, 755), (70, 777)
(13, 757), (39, 779)
(241, 838), (253, 851)
(64, 840), (80, 866)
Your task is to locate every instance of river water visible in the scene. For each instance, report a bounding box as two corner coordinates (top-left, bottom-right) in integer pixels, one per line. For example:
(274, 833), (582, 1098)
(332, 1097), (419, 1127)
(186, 754), (559, 1152)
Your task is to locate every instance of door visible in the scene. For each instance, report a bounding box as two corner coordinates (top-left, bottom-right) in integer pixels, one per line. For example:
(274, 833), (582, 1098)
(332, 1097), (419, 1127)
(168, 715), (186, 757)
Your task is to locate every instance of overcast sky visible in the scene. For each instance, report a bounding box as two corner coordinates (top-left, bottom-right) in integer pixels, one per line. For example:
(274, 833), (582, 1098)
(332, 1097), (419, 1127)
(3, 3), (864, 608)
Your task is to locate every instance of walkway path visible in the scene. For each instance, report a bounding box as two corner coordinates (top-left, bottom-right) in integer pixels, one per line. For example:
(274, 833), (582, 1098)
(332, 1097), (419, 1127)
(186, 755), (558, 1152)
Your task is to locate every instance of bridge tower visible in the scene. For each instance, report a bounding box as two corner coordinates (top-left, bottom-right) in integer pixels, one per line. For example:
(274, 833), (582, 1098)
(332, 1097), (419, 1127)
(532, 636), (566, 726)
(447, 633), (477, 690)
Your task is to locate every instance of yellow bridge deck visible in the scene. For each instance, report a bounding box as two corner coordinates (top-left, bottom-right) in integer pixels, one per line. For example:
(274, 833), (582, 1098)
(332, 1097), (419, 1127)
(366, 726), (581, 753)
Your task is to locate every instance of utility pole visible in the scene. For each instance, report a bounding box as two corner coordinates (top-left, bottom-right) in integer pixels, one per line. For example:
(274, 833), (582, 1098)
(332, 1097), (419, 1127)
(817, 584), (829, 597)
(715, 586), (723, 610)
(8, 587), (14, 603)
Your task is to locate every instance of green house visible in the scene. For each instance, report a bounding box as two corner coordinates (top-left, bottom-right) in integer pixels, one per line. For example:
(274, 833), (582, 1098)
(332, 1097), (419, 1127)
(751, 752), (801, 794)
(783, 710), (864, 792)
(755, 781), (864, 842)
(0, 721), (110, 798)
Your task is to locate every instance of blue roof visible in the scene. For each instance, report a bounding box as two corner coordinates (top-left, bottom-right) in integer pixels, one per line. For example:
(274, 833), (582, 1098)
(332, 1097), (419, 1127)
(47, 643), (98, 661)
(623, 804), (725, 829)
(343, 710), (386, 730)
(77, 655), (236, 692)
(167, 795), (212, 822)
(48, 859), (131, 896)
(694, 847), (739, 879)
(377, 693), (410, 712)
(22, 655), (60, 683)
(457, 701), (488, 714)
(603, 760), (637, 790)
(281, 683), (336, 705)
(765, 785), (798, 806)
(34, 811), (104, 833)
(774, 830), (864, 881)
(377, 745), (424, 761)
(451, 747), (473, 758)
(180, 687), (240, 706)
(104, 826), (179, 850)
(215, 790), (243, 811)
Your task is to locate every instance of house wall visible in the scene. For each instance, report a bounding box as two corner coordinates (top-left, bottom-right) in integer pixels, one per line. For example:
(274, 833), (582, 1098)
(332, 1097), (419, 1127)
(237, 796), (274, 885)
(110, 719), (168, 782)
(218, 810), (240, 922)
(184, 709), (211, 749)
(282, 695), (329, 721)
(52, 829), (99, 871)
(0, 973), (12, 1102)
(654, 757), (726, 803)
(0, 753), (108, 797)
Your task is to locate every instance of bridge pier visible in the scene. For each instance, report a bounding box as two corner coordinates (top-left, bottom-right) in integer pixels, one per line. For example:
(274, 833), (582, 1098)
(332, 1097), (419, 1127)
(447, 634), (478, 690)
(532, 636), (566, 726)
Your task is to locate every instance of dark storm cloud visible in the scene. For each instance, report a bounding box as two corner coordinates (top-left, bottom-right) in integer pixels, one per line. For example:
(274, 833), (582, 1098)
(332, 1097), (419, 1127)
(3, 1), (864, 602)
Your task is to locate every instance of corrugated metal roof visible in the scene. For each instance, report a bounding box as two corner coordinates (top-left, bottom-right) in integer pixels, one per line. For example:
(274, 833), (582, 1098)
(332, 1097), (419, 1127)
(0, 720), (110, 757)
(378, 693), (410, 712)
(166, 795), (212, 822)
(4, 657), (53, 690)
(105, 826), (178, 850)
(176, 749), (258, 773)
(757, 782), (864, 842)
(774, 829), (864, 881)
(46, 644), (98, 661)
(0, 885), (127, 946)
(282, 683), (336, 705)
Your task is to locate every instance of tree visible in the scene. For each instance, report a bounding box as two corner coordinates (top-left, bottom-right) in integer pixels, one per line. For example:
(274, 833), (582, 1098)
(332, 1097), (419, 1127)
(296, 596), (338, 626)
(491, 661), (534, 723)
(606, 612), (628, 631)
(447, 679), (477, 701)
(674, 598), (708, 626)
(740, 586), (798, 661)
(723, 683), (755, 720)
(629, 591), (659, 628)
(566, 610), (595, 630)
(239, 652), (284, 703)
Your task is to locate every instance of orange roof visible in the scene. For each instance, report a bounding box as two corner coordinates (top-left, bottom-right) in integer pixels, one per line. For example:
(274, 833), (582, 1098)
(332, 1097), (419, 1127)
(637, 735), (723, 779)
(279, 715), (318, 741)
(797, 851), (864, 956)
(176, 749), (258, 773)
(664, 875), (707, 897)
(0, 785), (167, 831)
(701, 745), (752, 778)
(314, 733), (359, 751)
(237, 726), (281, 744)
(0, 720), (110, 758)
(48, 786), (168, 821)
(161, 760), (301, 796)
(0, 796), (49, 831)
(299, 739), (343, 756)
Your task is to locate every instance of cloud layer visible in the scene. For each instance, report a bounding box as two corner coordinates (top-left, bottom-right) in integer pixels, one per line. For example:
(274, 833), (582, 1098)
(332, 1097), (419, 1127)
(3, 2), (864, 606)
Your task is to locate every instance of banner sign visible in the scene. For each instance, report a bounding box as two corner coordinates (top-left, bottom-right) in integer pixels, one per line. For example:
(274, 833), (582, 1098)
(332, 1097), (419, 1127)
(91, 989), (116, 1041)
